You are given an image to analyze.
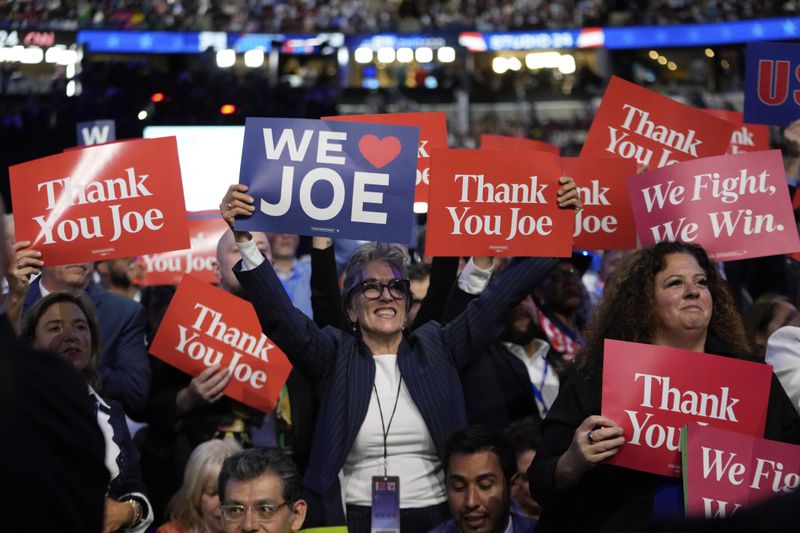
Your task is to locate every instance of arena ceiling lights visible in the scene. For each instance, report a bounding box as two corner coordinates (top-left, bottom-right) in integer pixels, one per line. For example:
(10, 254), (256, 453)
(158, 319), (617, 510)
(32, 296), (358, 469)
(459, 16), (800, 52)
(72, 16), (800, 60)
(348, 33), (457, 65)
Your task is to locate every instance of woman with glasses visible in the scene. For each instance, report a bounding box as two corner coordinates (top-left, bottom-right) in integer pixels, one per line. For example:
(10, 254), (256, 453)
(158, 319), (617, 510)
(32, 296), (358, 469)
(220, 181), (579, 532)
(21, 291), (154, 533)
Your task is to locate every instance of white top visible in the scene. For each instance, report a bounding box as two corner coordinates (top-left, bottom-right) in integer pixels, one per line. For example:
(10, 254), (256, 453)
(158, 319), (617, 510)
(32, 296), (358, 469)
(503, 341), (559, 418)
(457, 258), (493, 295)
(765, 325), (800, 416)
(343, 355), (446, 507)
(89, 386), (121, 481)
(239, 239), (265, 270)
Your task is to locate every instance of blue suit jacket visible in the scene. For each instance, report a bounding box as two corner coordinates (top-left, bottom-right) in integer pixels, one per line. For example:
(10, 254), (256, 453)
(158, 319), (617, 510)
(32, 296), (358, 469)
(24, 278), (151, 412)
(236, 256), (555, 524)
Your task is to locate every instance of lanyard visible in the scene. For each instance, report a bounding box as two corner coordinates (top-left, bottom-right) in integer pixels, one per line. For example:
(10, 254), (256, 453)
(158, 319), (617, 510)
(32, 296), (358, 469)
(373, 377), (403, 476)
(530, 358), (550, 416)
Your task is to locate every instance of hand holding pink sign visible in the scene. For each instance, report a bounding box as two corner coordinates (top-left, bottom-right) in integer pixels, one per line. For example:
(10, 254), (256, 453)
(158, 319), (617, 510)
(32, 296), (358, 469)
(601, 339), (772, 478)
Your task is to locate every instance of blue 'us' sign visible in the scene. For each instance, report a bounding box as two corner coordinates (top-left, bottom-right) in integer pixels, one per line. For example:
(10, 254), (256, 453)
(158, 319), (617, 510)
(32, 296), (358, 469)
(744, 41), (800, 127)
(236, 117), (419, 244)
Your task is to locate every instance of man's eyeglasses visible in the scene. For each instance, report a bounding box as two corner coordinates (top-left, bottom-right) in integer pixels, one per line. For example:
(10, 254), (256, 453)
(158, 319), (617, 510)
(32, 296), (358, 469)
(355, 279), (410, 300)
(221, 502), (288, 522)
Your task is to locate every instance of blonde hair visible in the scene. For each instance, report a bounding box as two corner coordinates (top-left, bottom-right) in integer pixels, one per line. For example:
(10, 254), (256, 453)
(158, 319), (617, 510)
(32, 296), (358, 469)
(166, 439), (243, 531)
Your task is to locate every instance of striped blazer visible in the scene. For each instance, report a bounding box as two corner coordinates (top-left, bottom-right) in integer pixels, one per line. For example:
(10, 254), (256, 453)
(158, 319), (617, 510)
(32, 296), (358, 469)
(235, 255), (556, 523)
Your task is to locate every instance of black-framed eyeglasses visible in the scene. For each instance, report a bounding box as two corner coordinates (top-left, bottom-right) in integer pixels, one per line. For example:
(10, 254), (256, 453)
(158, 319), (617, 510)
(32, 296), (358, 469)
(220, 501), (288, 522)
(355, 279), (410, 300)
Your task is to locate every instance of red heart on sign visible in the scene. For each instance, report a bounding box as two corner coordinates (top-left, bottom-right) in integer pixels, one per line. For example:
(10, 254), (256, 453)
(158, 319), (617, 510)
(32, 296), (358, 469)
(358, 135), (402, 169)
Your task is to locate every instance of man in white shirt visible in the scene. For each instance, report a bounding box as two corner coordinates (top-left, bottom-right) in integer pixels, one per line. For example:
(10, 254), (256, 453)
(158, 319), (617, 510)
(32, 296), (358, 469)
(452, 258), (559, 424)
(502, 295), (560, 419)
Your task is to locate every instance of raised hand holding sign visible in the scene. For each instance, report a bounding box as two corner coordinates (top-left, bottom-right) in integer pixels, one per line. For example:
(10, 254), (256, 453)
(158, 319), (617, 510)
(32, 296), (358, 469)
(602, 340), (772, 478)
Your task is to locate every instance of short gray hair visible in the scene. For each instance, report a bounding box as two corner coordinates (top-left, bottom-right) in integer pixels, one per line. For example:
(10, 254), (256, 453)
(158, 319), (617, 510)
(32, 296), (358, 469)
(342, 242), (410, 311)
(218, 448), (301, 505)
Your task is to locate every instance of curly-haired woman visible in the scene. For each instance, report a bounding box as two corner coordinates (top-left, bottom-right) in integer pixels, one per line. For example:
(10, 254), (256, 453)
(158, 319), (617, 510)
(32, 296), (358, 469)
(529, 242), (800, 532)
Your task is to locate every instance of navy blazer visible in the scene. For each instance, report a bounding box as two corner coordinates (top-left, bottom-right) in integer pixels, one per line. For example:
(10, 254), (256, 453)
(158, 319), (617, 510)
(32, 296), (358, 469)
(236, 255), (555, 522)
(442, 284), (541, 430)
(24, 278), (151, 412)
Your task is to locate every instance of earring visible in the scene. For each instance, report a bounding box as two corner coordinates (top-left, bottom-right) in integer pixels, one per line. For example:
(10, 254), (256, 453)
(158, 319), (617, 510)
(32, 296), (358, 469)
(351, 321), (358, 332)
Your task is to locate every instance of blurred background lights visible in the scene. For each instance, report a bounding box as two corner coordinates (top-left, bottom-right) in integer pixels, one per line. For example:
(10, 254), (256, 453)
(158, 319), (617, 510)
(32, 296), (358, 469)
(215, 49), (236, 68)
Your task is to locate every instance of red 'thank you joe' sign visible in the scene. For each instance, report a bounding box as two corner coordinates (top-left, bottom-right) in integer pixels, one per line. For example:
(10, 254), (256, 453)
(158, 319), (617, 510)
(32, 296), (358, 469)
(601, 339), (772, 478)
(627, 150), (800, 261)
(149, 274), (292, 413)
(426, 148), (573, 257)
(10, 137), (189, 266)
(323, 112), (447, 205)
(564, 157), (637, 250)
(682, 425), (800, 519)
(138, 211), (229, 286)
(582, 76), (736, 168)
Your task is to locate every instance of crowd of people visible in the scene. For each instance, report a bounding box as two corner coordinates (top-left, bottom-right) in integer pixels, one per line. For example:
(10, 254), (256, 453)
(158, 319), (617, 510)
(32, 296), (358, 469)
(3, 3), (800, 533)
(2, 121), (800, 531)
(1, 0), (794, 33)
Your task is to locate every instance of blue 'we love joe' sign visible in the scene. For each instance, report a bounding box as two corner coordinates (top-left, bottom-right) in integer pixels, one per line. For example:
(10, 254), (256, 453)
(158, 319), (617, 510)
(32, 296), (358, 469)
(235, 117), (419, 243)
